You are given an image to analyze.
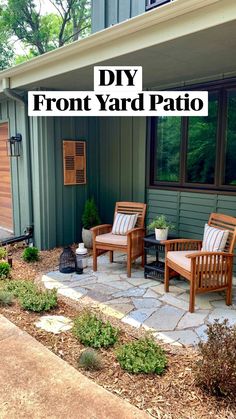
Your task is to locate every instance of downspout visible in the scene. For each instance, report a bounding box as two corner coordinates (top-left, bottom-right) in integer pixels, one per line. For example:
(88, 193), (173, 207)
(2, 77), (34, 239)
(2, 77), (25, 104)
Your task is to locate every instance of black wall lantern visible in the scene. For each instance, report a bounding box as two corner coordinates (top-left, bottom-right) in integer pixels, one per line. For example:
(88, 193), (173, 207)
(7, 133), (22, 157)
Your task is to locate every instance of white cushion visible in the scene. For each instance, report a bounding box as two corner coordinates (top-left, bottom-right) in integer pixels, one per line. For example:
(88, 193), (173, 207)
(202, 224), (229, 252)
(112, 213), (138, 235)
(96, 233), (127, 246)
(167, 251), (194, 272)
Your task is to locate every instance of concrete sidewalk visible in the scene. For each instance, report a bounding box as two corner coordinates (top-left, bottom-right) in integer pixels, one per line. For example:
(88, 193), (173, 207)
(0, 315), (148, 419)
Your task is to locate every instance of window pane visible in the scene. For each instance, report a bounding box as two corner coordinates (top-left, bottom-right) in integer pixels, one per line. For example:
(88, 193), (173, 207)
(155, 117), (181, 182)
(224, 90), (236, 185)
(186, 92), (218, 184)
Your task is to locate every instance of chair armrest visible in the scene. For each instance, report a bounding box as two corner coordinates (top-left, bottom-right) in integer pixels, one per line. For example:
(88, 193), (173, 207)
(126, 227), (145, 237)
(162, 239), (202, 252)
(186, 251), (234, 259)
(91, 224), (112, 237)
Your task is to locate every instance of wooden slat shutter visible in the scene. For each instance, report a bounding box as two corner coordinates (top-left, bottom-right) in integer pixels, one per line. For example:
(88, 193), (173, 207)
(63, 141), (86, 185)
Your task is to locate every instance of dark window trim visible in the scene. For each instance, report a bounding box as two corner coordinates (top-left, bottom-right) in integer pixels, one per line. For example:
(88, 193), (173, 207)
(149, 78), (236, 194)
(146, 0), (172, 11)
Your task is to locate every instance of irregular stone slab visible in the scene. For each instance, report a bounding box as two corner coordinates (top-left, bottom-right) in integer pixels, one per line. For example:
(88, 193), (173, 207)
(82, 283), (117, 295)
(70, 277), (97, 286)
(173, 279), (189, 290)
(195, 324), (208, 342)
(154, 331), (182, 347)
(112, 288), (146, 298)
(179, 292), (223, 310)
(144, 306), (185, 331)
(44, 271), (73, 282)
(177, 311), (207, 329)
(139, 281), (158, 289)
(104, 297), (132, 305)
(208, 308), (236, 326)
(122, 308), (156, 328)
(132, 298), (162, 310)
(103, 302), (133, 316)
(143, 289), (160, 299)
(160, 294), (189, 311)
(210, 299), (230, 309)
(86, 290), (111, 303)
(121, 271), (145, 280)
(126, 277), (154, 286)
(150, 284), (165, 295)
(35, 316), (73, 334)
(98, 304), (125, 319)
(104, 281), (132, 291)
(43, 280), (62, 290)
(58, 287), (86, 300)
(157, 330), (199, 346)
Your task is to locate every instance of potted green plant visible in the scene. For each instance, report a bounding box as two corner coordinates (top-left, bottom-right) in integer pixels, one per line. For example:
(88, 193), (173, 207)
(82, 198), (101, 249)
(148, 215), (174, 241)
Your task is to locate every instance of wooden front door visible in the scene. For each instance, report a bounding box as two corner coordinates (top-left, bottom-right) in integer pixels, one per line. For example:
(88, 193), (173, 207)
(0, 122), (13, 231)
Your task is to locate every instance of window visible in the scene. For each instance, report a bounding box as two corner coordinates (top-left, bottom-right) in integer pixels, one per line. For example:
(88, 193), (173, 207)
(146, 0), (173, 11)
(150, 80), (236, 192)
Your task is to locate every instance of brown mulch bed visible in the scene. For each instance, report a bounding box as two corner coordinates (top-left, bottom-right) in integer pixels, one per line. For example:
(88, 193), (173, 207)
(0, 245), (236, 419)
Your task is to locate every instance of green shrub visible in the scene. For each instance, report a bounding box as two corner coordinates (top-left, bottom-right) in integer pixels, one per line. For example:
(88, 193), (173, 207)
(194, 320), (236, 397)
(78, 349), (102, 371)
(0, 261), (11, 279)
(19, 288), (57, 312)
(82, 198), (101, 230)
(0, 290), (13, 306)
(73, 312), (119, 348)
(5, 280), (36, 297)
(22, 247), (39, 262)
(0, 247), (7, 260)
(116, 337), (167, 374)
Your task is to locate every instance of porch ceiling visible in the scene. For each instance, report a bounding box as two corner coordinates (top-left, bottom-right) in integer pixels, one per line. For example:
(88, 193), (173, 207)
(1, 0), (236, 95)
(19, 20), (236, 91)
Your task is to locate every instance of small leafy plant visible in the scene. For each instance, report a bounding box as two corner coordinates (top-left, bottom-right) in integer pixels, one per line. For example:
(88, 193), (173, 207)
(5, 279), (36, 297)
(194, 320), (236, 397)
(0, 247), (7, 260)
(22, 247), (39, 262)
(73, 312), (119, 348)
(19, 288), (57, 312)
(0, 290), (13, 306)
(116, 336), (167, 374)
(82, 198), (101, 230)
(78, 349), (102, 371)
(148, 215), (174, 231)
(0, 261), (11, 279)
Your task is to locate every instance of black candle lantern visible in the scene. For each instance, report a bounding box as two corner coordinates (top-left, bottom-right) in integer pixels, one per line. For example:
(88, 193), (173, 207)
(59, 246), (76, 273)
(7, 133), (22, 157)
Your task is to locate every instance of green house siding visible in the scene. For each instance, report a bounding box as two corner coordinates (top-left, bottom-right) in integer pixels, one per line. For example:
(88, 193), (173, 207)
(92, 0), (145, 32)
(0, 100), (32, 236)
(98, 117), (146, 223)
(147, 188), (236, 272)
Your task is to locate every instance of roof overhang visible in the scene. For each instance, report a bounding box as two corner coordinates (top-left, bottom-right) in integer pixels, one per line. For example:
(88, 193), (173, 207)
(0, 0), (236, 95)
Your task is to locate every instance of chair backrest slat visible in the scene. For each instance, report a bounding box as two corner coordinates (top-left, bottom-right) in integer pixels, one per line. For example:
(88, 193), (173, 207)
(115, 202), (146, 228)
(209, 213), (236, 253)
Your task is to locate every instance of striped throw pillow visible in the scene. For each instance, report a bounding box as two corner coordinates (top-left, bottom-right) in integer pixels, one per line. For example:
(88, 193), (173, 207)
(202, 224), (229, 252)
(112, 213), (138, 235)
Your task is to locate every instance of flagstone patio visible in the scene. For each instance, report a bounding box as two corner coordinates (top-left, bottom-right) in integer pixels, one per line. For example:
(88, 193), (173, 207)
(41, 253), (236, 346)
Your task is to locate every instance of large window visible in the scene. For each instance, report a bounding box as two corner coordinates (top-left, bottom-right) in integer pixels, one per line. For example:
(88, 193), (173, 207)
(150, 80), (236, 192)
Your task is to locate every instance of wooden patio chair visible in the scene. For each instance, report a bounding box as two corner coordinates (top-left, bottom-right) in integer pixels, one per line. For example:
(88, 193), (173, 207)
(91, 202), (146, 278)
(164, 213), (236, 312)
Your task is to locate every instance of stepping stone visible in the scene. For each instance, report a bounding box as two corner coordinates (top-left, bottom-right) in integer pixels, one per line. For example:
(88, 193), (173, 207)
(132, 298), (162, 310)
(35, 316), (73, 334)
(144, 305), (185, 331)
(177, 311), (207, 329)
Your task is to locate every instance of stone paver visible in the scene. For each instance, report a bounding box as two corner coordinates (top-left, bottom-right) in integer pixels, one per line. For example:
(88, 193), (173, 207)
(42, 252), (236, 347)
(0, 315), (147, 419)
(144, 306), (185, 331)
(35, 315), (73, 334)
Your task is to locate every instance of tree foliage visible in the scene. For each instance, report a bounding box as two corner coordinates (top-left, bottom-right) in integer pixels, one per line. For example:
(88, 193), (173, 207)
(0, 0), (91, 67)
